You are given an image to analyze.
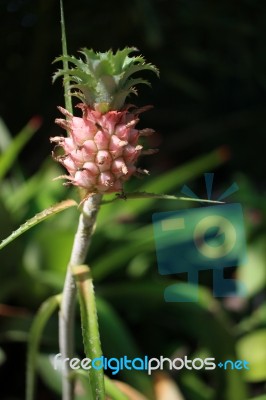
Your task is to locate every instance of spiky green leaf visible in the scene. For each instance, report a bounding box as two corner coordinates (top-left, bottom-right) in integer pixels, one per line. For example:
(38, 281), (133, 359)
(53, 47), (158, 110)
(0, 199), (77, 250)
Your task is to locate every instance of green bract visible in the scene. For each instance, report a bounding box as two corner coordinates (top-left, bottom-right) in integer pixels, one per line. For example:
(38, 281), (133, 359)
(53, 47), (159, 112)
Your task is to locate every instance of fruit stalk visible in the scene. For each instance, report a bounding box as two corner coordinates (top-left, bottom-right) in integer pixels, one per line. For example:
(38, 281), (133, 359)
(59, 194), (102, 400)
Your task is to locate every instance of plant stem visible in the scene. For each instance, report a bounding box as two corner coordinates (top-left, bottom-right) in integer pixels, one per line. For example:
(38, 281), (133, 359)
(59, 194), (102, 400)
(60, 0), (73, 115)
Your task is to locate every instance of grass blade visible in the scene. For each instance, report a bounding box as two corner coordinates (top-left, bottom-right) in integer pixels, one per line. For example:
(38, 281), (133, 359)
(26, 294), (61, 400)
(101, 191), (223, 205)
(0, 116), (42, 180)
(98, 147), (229, 225)
(0, 199), (77, 250)
(60, 0), (73, 114)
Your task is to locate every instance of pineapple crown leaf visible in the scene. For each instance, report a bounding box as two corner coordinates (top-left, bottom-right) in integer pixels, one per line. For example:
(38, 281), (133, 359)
(53, 47), (159, 111)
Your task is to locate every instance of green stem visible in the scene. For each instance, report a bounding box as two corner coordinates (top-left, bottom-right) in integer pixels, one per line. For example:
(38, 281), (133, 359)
(59, 194), (102, 400)
(60, 0), (73, 115)
(58, 3), (98, 399)
(73, 264), (105, 399)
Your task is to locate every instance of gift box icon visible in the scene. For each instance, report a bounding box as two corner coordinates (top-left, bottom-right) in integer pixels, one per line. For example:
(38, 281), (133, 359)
(152, 174), (247, 302)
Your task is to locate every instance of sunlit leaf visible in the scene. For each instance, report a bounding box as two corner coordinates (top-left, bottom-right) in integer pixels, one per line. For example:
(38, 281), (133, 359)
(237, 330), (266, 382)
(237, 237), (266, 297)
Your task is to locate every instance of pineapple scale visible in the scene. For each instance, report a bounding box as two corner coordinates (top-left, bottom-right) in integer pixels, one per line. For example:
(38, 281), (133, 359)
(51, 104), (154, 194)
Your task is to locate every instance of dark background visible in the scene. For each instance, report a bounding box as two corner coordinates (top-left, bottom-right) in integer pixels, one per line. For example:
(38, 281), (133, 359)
(0, 1), (266, 399)
(1, 0), (266, 186)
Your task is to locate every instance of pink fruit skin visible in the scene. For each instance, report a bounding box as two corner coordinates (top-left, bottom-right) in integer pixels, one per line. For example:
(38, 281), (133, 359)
(51, 104), (155, 194)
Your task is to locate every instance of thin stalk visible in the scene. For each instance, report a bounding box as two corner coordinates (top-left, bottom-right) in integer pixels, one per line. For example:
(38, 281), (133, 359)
(60, 0), (73, 114)
(59, 194), (102, 400)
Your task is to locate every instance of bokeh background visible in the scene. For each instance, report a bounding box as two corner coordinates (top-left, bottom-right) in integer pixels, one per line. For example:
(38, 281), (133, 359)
(0, 0), (266, 399)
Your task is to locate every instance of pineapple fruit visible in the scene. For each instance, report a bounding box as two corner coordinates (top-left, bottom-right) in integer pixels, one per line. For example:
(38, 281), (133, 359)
(51, 47), (159, 195)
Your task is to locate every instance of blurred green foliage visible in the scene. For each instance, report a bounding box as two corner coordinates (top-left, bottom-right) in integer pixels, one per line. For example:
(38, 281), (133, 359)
(0, 114), (265, 399)
(0, 0), (266, 399)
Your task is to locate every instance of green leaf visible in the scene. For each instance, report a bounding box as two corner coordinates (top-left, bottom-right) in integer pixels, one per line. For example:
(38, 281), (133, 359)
(180, 371), (214, 400)
(101, 191), (223, 205)
(0, 117), (41, 180)
(0, 313), (31, 342)
(5, 162), (66, 215)
(112, 47), (138, 71)
(37, 353), (63, 396)
(98, 147), (228, 226)
(237, 330), (266, 382)
(96, 297), (154, 398)
(0, 117), (12, 151)
(72, 264), (105, 400)
(138, 148), (227, 194)
(100, 281), (247, 400)
(53, 47), (158, 108)
(236, 303), (266, 335)
(237, 237), (266, 297)
(120, 63), (159, 88)
(0, 199), (77, 250)
(92, 225), (154, 282)
(73, 371), (129, 400)
(70, 369), (94, 399)
(104, 376), (130, 400)
(26, 294), (61, 400)
(24, 224), (75, 276)
(0, 199), (22, 268)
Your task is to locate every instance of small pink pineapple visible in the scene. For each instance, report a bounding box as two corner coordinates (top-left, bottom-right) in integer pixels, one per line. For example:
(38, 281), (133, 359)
(51, 47), (159, 195)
